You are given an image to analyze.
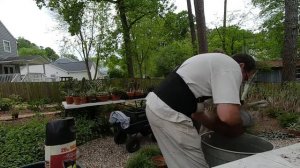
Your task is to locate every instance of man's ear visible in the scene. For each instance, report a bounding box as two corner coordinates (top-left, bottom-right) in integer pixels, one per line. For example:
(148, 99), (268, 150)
(239, 63), (245, 69)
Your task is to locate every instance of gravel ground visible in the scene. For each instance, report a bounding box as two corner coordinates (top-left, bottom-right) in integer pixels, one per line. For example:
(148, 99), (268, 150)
(268, 138), (300, 149)
(77, 135), (156, 168)
(77, 135), (300, 168)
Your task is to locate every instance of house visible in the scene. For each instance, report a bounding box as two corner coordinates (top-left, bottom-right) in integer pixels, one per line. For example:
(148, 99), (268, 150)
(20, 58), (105, 81)
(0, 20), (18, 81)
(255, 59), (300, 83)
(0, 20), (49, 82)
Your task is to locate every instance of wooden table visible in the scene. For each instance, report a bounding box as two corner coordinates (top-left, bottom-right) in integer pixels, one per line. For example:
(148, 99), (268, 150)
(62, 98), (146, 116)
(213, 143), (300, 168)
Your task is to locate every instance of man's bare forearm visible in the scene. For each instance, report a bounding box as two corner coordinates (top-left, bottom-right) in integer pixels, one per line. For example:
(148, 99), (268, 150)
(191, 112), (244, 137)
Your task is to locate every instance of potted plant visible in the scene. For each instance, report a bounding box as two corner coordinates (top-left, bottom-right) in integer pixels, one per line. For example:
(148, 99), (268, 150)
(80, 77), (88, 104)
(87, 88), (97, 103)
(134, 89), (146, 98)
(126, 89), (135, 99)
(96, 85), (110, 102)
(60, 79), (74, 104)
(96, 91), (110, 102)
(80, 91), (87, 104)
(72, 80), (81, 105)
(110, 87), (125, 101)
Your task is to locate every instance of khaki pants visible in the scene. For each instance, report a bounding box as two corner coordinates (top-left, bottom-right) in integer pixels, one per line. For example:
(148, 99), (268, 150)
(146, 105), (208, 168)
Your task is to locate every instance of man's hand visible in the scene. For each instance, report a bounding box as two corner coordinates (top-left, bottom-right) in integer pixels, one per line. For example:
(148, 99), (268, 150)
(191, 104), (245, 137)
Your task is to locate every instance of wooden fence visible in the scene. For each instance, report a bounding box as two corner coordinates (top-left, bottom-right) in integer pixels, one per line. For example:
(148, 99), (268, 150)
(0, 78), (163, 102)
(0, 82), (61, 102)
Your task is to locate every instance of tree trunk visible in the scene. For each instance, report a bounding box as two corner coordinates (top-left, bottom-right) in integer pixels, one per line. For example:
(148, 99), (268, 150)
(222, 0), (227, 53)
(117, 0), (135, 78)
(282, 0), (298, 82)
(194, 0), (208, 53)
(186, 0), (197, 54)
(79, 31), (92, 80)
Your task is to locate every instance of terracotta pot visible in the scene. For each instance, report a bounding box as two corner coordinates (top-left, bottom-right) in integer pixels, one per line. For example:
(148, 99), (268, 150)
(65, 96), (74, 104)
(152, 155), (167, 168)
(134, 91), (145, 98)
(73, 96), (81, 105)
(80, 96), (87, 104)
(126, 92), (135, 99)
(96, 95), (110, 102)
(87, 96), (97, 103)
(111, 94), (121, 101)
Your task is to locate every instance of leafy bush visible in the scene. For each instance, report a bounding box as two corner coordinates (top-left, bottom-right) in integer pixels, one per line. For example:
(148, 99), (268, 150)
(0, 117), (47, 168)
(75, 115), (97, 145)
(0, 114), (111, 168)
(125, 145), (161, 168)
(277, 112), (300, 128)
(108, 68), (126, 78)
(27, 99), (46, 113)
(94, 112), (112, 136)
(75, 113), (112, 145)
(288, 118), (300, 131)
(8, 94), (23, 103)
(0, 98), (13, 111)
(264, 107), (284, 118)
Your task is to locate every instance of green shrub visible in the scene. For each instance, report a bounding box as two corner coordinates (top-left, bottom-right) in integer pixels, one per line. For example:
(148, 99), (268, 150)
(75, 113), (112, 145)
(27, 99), (45, 113)
(277, 112), (300, 128)
(0, 117), (47, 168)
(75, 115), (97, 145)
(94, 112), (113, 136)
(0, 98), (13, 111)
(288, 118), (300, 131)
(125, 145), (161, 168)
(0, 115), (109, 168)
(8, 94), (23, 103)
(264, 107), (284, 118)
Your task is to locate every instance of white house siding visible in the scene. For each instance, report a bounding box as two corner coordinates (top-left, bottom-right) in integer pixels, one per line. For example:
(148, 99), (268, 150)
(20, 63), (103, 81)
(69, 64), (103, 80)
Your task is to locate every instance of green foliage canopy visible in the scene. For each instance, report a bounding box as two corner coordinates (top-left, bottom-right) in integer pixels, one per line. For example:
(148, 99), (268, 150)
(17, 37), (59, 61)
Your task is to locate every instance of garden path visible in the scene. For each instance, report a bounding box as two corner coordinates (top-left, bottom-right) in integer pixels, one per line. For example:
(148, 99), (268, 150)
(0, 111), (61, 121)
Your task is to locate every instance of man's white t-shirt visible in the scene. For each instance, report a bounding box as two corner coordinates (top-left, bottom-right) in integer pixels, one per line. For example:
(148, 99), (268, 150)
(146, 53), (242, 123)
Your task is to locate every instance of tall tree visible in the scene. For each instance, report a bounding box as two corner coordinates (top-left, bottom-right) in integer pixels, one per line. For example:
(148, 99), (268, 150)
(17, 37), (38, 49)
(35, 0), (170, 78)
(252, 0), (286, 59)
(17, 37), (59, 61)
(194, 0), (208, 53)
(208, 25), (255, 55)
(37, 1), (114, 80)
(62, 54), (79, 61)
(45, 47), (59, 61)
(282, 0), (298, 82)
(186, 0), (197, 54)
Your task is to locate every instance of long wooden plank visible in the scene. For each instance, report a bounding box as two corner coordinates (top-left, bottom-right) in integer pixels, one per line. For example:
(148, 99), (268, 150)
(62, 98), (145, 109)
(213, 143), (300, 168)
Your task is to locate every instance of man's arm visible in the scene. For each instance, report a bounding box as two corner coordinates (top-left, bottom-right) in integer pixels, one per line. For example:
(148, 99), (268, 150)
(191, 103), (244, 137)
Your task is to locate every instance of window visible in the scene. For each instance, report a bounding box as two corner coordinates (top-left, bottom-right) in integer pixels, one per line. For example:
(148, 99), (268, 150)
(3, 40), (11, 52)
(3, 65), (15, 74)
